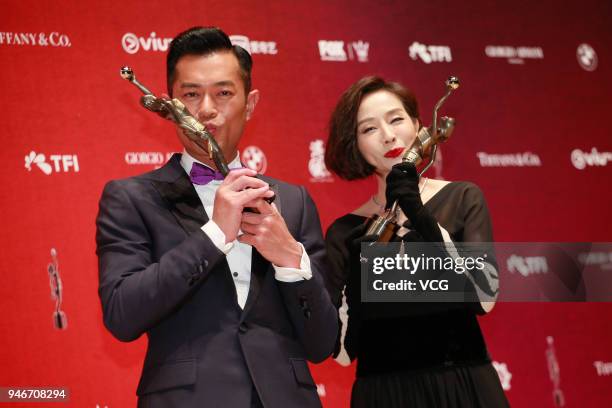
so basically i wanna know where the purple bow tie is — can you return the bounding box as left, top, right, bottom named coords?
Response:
left=189, top=162, right=225, bottom=185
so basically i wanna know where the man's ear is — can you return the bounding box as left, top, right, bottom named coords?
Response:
left=246, top=89, right=260, bottom=120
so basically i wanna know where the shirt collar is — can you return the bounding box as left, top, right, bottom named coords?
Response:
left=180, top=150, right=242, bottom=177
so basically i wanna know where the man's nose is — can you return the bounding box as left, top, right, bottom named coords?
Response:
left=197, top=95, right=218, bottom=120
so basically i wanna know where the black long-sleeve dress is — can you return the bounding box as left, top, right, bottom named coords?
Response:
left=325, top=181, right=510, bottom=408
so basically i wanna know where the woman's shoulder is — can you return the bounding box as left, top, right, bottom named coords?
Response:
left=326, top=213, right=365, bottom=240
left=427, top=179, right=485, bottom=201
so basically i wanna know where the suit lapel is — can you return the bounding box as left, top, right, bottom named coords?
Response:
left=151, top=155, right=209, bottom=234
left=241, top=247, right=269, bottom=319
left=242, top=184, right=281, bottom=319
left=241, top=183, right=283, bottom=319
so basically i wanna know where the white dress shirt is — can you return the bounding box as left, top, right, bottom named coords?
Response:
left=179, top=151, right=312, bottom=309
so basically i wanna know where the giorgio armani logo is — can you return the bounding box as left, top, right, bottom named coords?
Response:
left=124, top=152, right=175, bottom=166
left=485, top=45, right=543, bottom=64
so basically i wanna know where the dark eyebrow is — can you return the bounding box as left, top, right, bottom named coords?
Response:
left=213, top=80, right=237, bottom=88
left=179, top=82, right=202, bottom=89
left=179, top=81, right=237, bottom=89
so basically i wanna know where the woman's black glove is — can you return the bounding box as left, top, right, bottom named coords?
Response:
left=385, top=162, right=444, bottom=242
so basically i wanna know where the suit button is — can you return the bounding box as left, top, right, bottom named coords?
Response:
left=299, top=296, right=311, bottom=319
left=239, top=323, right=248, bottom=333
left=233, top=272, right=239, bottom=278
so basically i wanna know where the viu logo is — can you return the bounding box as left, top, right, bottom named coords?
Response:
left=121, top=32, right=173, bottom=54
left=25, top=151, right=79, bottom=175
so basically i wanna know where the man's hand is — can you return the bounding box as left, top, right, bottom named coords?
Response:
left=238, top=200, right=302, bottom=268
left=212, top=168, right=275, bottom=243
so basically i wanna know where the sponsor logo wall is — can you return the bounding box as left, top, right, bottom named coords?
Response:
left=308, top=139, right=333, bottom=183
left=318, top=40, right=369, bottom=62
left=0, top=32, right=72, bottom=47
left=476, top=152, right=542, bottom=167
left=577, top=43, right=598, bottom=71
left=121, top=32, right=172, bottom=54
left=241, top=146, right=268, bottom=173
left=409, top=41, right=452, bottom=63
left=485, top=45, right=544, bottom=64
left=2, top=1, right=612, bottom=408
left=121, top=32, right=278, bottom=55
left=493, top=361, right=513, bottom=391
left=230, top=35, right=278, bottom=55
left=571, top=147, right=611, bottom=169
left=24, top=151, right=80, bottom=174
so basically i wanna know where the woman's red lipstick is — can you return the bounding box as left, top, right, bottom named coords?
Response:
left=384, top=147, right=404, bottom=158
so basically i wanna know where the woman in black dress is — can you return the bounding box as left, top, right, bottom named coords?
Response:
left=324, top=76, right=509, bottom=407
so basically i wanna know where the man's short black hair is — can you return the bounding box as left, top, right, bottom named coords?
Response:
left=166, top=26, right=252, bottom=95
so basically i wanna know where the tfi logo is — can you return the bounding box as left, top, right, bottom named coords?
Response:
left=241, top=146, right=267, bottom=174
left=507, top=255, right=548, bottom=277
left=308, top=140, right=333, bottom=183
left=318, top=40, right=369, bottom=62
left=229, top=35, right=278, bottom=55
left=121, top=32, right=173, bottom=54
left=409, top=42, right=452, bottom=64
left=25, top=151, right=79, bottom=175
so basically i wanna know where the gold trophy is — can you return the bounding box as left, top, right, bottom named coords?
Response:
left=119, top=66, right=275, bottom=207
left=365, top=76, right=460, bottom=241
left=119, top=66, right=230, bottom=175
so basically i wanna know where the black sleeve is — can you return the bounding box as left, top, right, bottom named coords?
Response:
left=96, top=180, right=226, bottom=342
left=325, top=218, right=363, bottom=361
left=276, top=186, right=339, bottom=363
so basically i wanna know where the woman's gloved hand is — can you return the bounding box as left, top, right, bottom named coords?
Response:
left=385, top=162, right=443, bottom=242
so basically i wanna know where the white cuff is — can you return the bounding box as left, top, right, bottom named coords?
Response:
left=202, top=220, right=234, bottom=254
left=273, top=242, right=312, bottom=282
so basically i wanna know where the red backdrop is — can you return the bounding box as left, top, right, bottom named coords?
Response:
left=1, top=0, right=611, bottom=406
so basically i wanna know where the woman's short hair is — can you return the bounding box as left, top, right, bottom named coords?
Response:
left=325, top=76, right=420, bottom=180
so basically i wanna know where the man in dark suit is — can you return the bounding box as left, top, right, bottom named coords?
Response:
left=96, top=26, right=337, bottom=407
